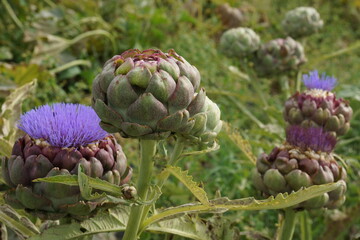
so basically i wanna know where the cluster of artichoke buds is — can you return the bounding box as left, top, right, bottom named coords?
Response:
left=254, top=37, right=307, bottom=77
left=284, top=70, right=353, bottom=137
left=92, top=49, right=222, bottom=143
left=252, top=126, right=347, bottom=209
left=219, top=27, right=261, bottom=58
left=253, top=70, right=352, bottom=210
left=282, top=7, right=324, bottom=38
left=2, top=104, right=132, bottom=220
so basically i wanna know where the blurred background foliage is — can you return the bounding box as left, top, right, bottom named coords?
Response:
left=0, top=0, right=359, bottom=239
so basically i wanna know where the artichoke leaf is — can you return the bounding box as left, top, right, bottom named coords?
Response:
left=0, top=205, right=40, bottom=239
left=159, top=166, right=209, bottom=206
left=34, top=172, right=123, bottom=197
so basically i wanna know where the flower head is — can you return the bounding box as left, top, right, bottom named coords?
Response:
left=286, top=126, right=337, bottom=152
left=18, top=103, right=108, bottom=148
left=302, top=70, right=337, bottom=91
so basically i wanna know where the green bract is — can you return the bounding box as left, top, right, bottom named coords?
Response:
left=252, top=144, right=347, bottom=209
left=92, top=49, right=209, bottom=140
left=179, top=96, right=222, bottom=143
left=219, top=27, right=261, bottom=58
left=282, top=7, right=324, bottom=38
left=254, top=37, right=306, bottom=77
left=2, top=135, right=132, bottom=220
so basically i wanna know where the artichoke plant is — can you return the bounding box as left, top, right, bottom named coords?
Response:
left=254, top=37, right=306, bottom=77
left=2, top=103, right=132, bottom=220
left=252, top=126, right=347, bottom=209
left=284, top=71, right=353, bottom=137
left=282, top=7, right=324, bottom=38
left=92, top=49, right=209, bottom=140
left=219, top=27, right=261, bottom=58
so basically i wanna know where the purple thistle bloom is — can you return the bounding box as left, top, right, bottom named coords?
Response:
left=302, top=70, right=337, bottom=91
left=18, top=103, right=108, bottom=148
left=286, top=126, right=337, bottom=153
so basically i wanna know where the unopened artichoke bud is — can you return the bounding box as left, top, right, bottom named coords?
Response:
left=219, top=27, right=260, bottom=58
left=284, top=70, right=353, bottom=137
left=254, top=37, right=306, bottom=77
left=2, top=103, right=132, bottom=220
left=216, top=3, right=245, bottom=28
left=92, top=49, right=207, bottom=140
left=282, top=7, right=323, bottom=38
left=252, top=126, right=347, bottom=210
left=178, top=96, right=222, bottom=144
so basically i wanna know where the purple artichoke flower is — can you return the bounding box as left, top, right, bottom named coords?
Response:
left=2, top=103, right=132, bottom=220
left=18, top=103, right=108, bottom=148
left=302, top=70, right=337, bottom=91
left=286, top=126, right=337, bottom=153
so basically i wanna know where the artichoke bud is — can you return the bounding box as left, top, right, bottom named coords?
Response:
left=284, top=70, right=353, bottom=137
left=177, top=96, right=222, bottom=144
left=282, top=7, right=323, bottom=38
left=92, top=49, right=214, bottom=140
left=219, top=27, right=261, bottom=58
left=253, top=126, right=346, bottom=209
left=122, top=186, right=137, bottom=199
left=3, top=103, right=132, bottom=220
left=254, top=37, right=306, bottom=76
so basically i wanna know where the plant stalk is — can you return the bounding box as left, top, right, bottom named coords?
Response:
left=123, top=140, right=157, bottom=240
left=278, top=208, right=297, bottom=240
left=299, top=211, right=312, bottom=240
left=139, top=137, right=186, bottom=228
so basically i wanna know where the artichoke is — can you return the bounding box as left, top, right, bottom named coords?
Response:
left=284, top=71, right=353, bottom=137
left=2, top=103, right=132, bottom=220
left=254, top=37, right=306, bottom=77
left=219, top=27, right=260, bottom=58
left=252, top=126, right=347, bottom=209
left=178, top=96, right=222, bottom=144
left=216, top=3, right=245, bottom=28
left=92, top=49, right=208, bottom=140
left=282, top=7, right=324, bottom=38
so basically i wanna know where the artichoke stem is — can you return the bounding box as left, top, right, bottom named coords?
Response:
left=281, top=75, right=291, bottom=99
left=140, top=137, right=186, bottom=226
left=277, top=208, right=298, bottom=240
left=123, top=140, right=157, bottom=240
left=299, top=211, right=312, bottom=240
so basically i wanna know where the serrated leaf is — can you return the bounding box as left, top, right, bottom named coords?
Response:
left=0, top=80, right=37, bottom=142
left=34, top=174, right=123, bottom=197
left=142, top=182, right=344, bottom=228
left=77, top=166, right=106, bottom=200
left=29, top=207, right=130, bottom=240
left=223, top=122, right=257, bottom=164
left=147, top=214, right=211, bottom=240
left=0, top=205, right=40, bottom=238
left=160, top=165, right=209, bottom=205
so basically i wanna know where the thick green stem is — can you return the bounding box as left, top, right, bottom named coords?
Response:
left=299, top=211, right=312, bottom=240
left=278, top=208, right=297, bottom=240
left=139, top=137, right=186, bottom=228
left=123, top=140, right=157, bottom=240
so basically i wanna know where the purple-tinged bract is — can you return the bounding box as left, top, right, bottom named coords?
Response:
left=286, top=126, right=337, bottom=153
left=303, top=70, right=337, bottom=91
left=18, top=103, right=108, bottom=148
